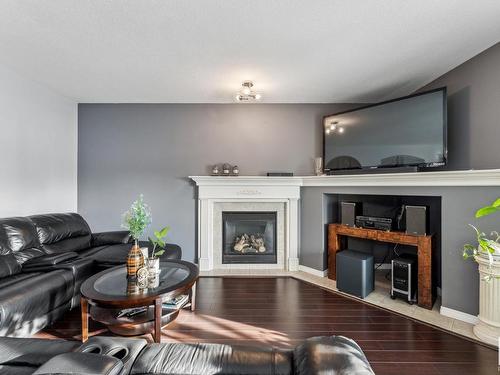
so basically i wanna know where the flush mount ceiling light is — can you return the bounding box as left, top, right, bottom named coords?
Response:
left=235, top=81, right=262, bottom=102
left=325, top=121, right=344, bottom=134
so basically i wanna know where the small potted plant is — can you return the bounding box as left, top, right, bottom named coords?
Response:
left=122, top=195, right=152, bottom=279
left=148, top=226, right=170, bottom=274
left=463, top=197, right=500, bottom=346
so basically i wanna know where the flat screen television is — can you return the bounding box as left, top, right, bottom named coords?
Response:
left=323, top=87, right=447, bottom=173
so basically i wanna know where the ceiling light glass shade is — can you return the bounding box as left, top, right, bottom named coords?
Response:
left=235, top=81, right=262, bottom=102
left=338, top=127, right=345, bottom=133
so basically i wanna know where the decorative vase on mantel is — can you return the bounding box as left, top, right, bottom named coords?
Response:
left=473, top=253, right=500, bottom=346
left=127, top=241, right=144, bottom=279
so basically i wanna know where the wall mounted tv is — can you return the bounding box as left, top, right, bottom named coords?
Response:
left=323, top=87, right=447, bottom=174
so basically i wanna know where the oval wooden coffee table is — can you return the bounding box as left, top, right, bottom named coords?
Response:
left=80, top=260, right=199, bottom=343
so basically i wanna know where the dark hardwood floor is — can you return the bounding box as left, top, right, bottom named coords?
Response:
left=37, top=277, right=498, bottom=375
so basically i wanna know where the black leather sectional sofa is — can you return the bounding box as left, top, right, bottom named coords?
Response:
left=0, top=213, right=375, bottom=374
left=0, top=335, right=375, bottom=374
left=0, top=213, right=181, bottom=337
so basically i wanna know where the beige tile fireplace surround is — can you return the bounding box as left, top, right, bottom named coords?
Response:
left=213, top=202, right=286, bottom=270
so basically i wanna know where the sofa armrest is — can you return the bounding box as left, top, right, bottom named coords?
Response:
left=294, top=336, right=375, bottom=375
left=22, top=252, right=79, bottom=272
left=33, top=352, right=123, bottom=375
left=92, top=231, right=131, bottom=246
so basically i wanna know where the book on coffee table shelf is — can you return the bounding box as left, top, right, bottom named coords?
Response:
left=163, top=294, right=189, bottom=309
left=115, top=294, right=190, bottom=319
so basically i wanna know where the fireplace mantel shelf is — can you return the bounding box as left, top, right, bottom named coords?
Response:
left=190, top=169, right=500, bottom=187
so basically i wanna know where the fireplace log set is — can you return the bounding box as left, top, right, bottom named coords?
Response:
left=233, top=233, right=266, bottom=253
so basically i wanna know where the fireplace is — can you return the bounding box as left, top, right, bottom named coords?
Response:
left=222, top=211, right=277, bottom=264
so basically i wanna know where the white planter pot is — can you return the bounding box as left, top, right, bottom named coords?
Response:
left=473, top=253, right=500, bottom=346
left=147, top=257, right=160, bottom=275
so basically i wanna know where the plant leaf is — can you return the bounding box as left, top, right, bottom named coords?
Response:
left=160, top=226, right=170, bottom=237
left=154, top=249, right=165, bottom=257
left=475, top=206, right=498, bottom=218
left=492, top=198, right=500, bottom=208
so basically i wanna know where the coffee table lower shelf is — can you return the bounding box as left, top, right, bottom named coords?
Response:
left=90, top=305, right=182, bottom=337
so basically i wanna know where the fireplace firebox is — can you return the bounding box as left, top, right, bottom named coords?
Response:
left=222, top=211, right=277, bottom=264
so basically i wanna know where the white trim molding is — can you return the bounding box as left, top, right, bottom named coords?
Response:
left=440, top=306, right=479, bottom=325
left=191, top=169, right=500, bottom=188
left=298, top=265, right=329, bottom=277
left=301, top=169, right=500, bottom=187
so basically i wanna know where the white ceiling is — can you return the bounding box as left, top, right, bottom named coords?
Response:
left=0, top=1, right=499, bottom=103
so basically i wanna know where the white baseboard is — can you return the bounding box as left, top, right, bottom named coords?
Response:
left=440, top=306, right=479, bottom=325
left=298, top=265, right=328, bottom=277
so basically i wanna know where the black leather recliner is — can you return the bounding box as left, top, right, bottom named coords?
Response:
left=0, top=335, right=375, bottom=375
left=0, top=213, right=182, bottom=337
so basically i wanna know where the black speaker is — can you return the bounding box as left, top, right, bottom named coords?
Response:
left=340, top=202, right=360, bottom=227
left=391, top=254, right=417, bottom=303
left=405, top=205, right=427, bottom=235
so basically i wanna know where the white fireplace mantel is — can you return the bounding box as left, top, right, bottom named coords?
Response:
left=191, top=169, right=500, bottom=188
left=190, top=176, right=301, bottom=272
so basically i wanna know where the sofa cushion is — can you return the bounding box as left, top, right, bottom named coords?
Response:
left=84, top=244, right=132, bottom=267
left=131, top=342, right=293, bottom=375
left=0, top=337, right=79, bottom=367
left=12, top=248, right=46, bottom=265
left=0, top=272, right=45, bottom=289
left=29, top=213, right=92, bottom=253
left=92, top=231, right=131, bottom=247
left=0, top=254, right=21, bottom=278
left=33, top=352, right=123, bottom=375
left=0, top=217, right=41, bottom=253
left=0, top=225, right=10, bottom=255
left=22, top=252, right=79, bottom=271
left=86, top=242, right=182, bottom=268
left=0, top=270, right=74, bottom=336
left=294, top=336, right=375, bottom=375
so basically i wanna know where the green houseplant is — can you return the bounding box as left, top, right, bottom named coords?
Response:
left=463, top=198, right=500, bottom=279
left=147, top=226, right=170, bottom=274
left=122, top=194, right=152, bottom=278
left=462, top=197, right=500, bottom=346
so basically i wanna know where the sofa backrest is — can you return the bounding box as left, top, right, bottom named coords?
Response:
left=0, top=217, right=45, bottom=265
left=29, top=213, right=92, bottom=254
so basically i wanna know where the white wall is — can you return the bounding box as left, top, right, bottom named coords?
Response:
left=0, top=64, right=77, bottom=216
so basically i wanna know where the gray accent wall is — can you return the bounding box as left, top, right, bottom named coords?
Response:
left=78, top=103, right=356, bottom=262
left=419, top=41, right=500, bottom=170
